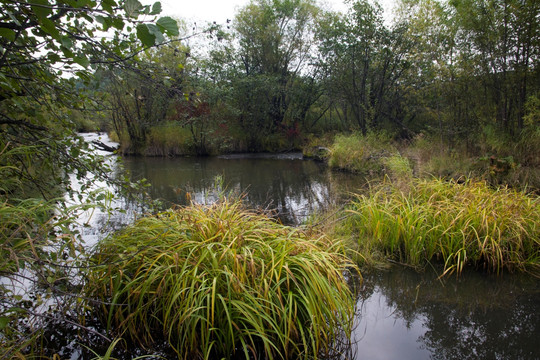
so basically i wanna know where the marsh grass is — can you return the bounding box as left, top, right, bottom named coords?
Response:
left=144, top=124, right=194, bottom=156
left=405, top=127, right=540, bottom=191
left=85, top=199, right=356, bottom=359
left=328, top=132, right=396, bottom=173
left=341, top=178, right=540, bottom=276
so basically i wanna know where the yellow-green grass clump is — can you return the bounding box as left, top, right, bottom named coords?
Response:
left=343, top=178, right=540, bottom=276
left=328, top=132, right=397, bottom=174
left=85, top=200, right=356, bottom=359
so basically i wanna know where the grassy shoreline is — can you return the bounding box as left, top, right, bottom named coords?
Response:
left=332, top=178, right=540, bottom=276
left=320, top=129, right=540, bottom=193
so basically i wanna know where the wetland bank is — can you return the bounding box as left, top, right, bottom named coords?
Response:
left=51, top=140, right=540, bottom=359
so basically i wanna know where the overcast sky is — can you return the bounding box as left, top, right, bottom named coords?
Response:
left=142, top=0, right=396, bottom=25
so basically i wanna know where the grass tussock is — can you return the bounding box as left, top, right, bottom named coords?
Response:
left=85, top=199, right=356, bottom=360
left=328, top=132, right=397, bottom=174
left=341, top=178, right=540, bottom=276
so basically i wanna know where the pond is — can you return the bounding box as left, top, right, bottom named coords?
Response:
left=77, top=133, right=540, bottom=359
left=122, top=153, right=361, bottom=225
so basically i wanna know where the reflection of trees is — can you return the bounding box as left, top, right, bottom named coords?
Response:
left=419, top=291, right=539, bottom=359
left=362, top=268, right=540, bottom=360
left=121, top=156, right=360, bottom=225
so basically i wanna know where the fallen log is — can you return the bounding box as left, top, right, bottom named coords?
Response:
left=91, top=140, right=119, bottom=153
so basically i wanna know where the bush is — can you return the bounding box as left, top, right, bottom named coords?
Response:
left=341, top=178, right=540, bottom=276
left=85, top=199, right=356, bottom=359
left=144, top=124, right=195, bottom=156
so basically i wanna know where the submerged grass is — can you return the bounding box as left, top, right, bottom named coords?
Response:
left=85, top=199, right=356, bottom=360
left=340, top=178, right=540, bottom=276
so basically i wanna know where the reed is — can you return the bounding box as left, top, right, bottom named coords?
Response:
left=343, top=178, right=540, bottom=276
left=85, top=199, right=356, bottom=359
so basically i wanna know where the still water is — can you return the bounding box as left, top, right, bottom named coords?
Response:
left=353, top=269, right=539, bottom=360
left=122, top=154, right=360, bottom=225
left=82, top=135, right=540, bottom=360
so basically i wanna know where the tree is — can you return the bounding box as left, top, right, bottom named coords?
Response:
left=451, top=0, right=540, bottom=132
left=317, top=0, right=410, bottom=135
left=232, top=0, right=322, bottom=148
left=106, top=39, right=190, bottom=153
left=394, top=0, right=467, bottom=139
left=393, top=0, right=540, bottom=140
left=0, top=0, right=178, bottom=356
left=0, top=0, right=179, bottom=197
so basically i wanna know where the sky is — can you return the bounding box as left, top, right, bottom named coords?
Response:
left=142, top=0, right=397, bottom=26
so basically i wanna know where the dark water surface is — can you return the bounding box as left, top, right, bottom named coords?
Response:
left=354, top=268, right=540, bottom=360
left=116, top=154, right=540, bottom=360
left=122, top=154, right=361, bottom=225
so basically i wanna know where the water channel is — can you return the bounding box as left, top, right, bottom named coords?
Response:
left=79, top=133, right=540, bottom=360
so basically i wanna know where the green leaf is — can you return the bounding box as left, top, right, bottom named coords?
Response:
left=112, top=18, right=125, bottom=30
left=136, top=24, right=156, bottom=47
left=0, top=317, right=10, bottom=330
left=81, top=13, right=94, bottom=23
left=125, top=0, right=142, bottom=18
left=146, top=23, right=164, bottom=44
left=65, top=0, right=88, bottom=8
left=0, top=28, right=16, bottom=41
left=6, top=10, right=21, bottom=26
left=61, top=46, right=74, bottom=58
left=39, top=18, right=60, bottom=40
left=74, top=56, right=90, bottom=68
left=61, top=36, right=73, bottom=49
left=31, top=0, right=52, bottom=22
left=156, top=16, right=179, bottom=36
left=47, top=52, right=61, bottom=63
left=101, top=0, right=116, bottom=13
left=95, top=15, right=110, bottom=31
left=151, top=1, right=162, bottom=15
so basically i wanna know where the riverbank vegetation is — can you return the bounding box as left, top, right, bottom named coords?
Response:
left=85, top=199, right=356, bottom=359
left=335, top=178, right=540, bottom=276
left=0, top=0, right=181, bottom=358
left=80, top=0, right=539, bottom=190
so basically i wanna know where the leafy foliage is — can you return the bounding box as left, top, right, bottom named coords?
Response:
left=0, top=0, right=179, bottom=356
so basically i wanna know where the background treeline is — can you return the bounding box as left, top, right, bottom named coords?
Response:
left=83, top=0, right=538, bottom=153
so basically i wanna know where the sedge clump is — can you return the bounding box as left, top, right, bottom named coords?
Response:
left=342, top=178, right=540, bottom=276
left=85, top=199, right=356, bottom=360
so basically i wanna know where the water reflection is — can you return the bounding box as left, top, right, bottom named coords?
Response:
left=354, top=268, right=540, bottom=360
left=122, top=155, right=360, bottom=225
